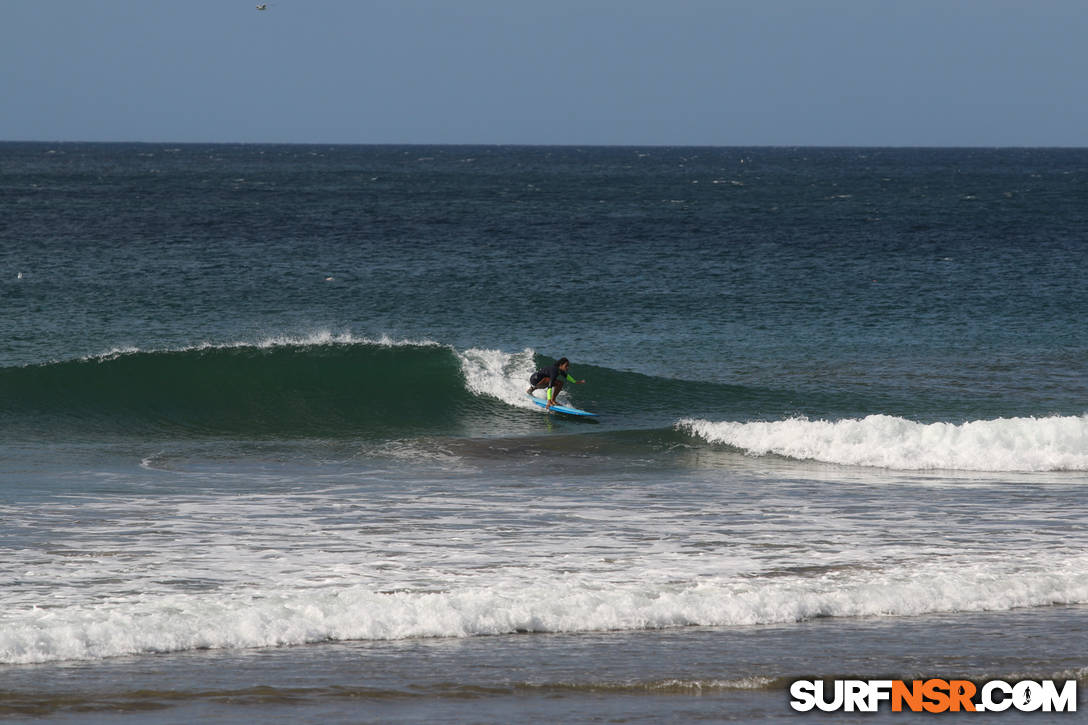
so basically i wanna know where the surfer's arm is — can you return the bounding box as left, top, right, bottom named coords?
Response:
left=566, top=374, right=585, bottom=384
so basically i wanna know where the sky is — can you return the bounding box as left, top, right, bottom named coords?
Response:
left=2, top=0, right=1086, bottom=146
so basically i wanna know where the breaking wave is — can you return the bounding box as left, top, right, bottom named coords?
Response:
left=677, top=414, right=1088, bottom=472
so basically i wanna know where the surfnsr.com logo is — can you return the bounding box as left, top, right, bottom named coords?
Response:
left=789, top=679, right=1078, bottom=713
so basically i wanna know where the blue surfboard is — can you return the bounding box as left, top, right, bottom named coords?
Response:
left=527, top=392, right=598, bottom=417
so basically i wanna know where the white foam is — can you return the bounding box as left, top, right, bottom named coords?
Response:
left=677, top=414, right=1088, bottom=472
left=457, top=347, right=539, bottom=409
left=3, top=477, right=1087, bottom=666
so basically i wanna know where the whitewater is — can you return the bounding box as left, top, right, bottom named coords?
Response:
left=679, top=414, right=1088, bottom=472
left=4, top=452, right=1086, bottom=666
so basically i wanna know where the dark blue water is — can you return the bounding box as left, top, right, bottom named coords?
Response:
left=5, top=144, right=1086, bottom=389
left=1, top=144, right=1086, bottom=722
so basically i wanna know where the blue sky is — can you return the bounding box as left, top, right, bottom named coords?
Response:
left=3, top=0, right=1086, bottom=146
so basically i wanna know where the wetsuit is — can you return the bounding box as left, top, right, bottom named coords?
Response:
left=529, top=364, right=577, bottom=402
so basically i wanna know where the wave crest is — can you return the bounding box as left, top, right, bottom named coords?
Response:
left=2, top=338, right=534, bottom=439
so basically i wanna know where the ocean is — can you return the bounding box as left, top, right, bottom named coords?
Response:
left=1, top=143, right=1086, bottom=722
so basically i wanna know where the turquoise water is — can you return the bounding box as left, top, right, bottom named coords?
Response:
left=1, top=143, right=1086, bottom=721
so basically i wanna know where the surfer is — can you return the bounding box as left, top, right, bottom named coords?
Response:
left=527, top=357, right=585, bottom=410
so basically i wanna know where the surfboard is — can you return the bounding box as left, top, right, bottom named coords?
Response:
left=527, top=392, right=598, bottom=417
